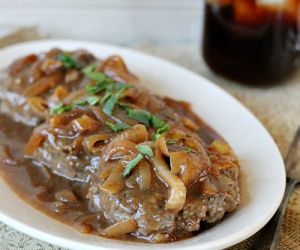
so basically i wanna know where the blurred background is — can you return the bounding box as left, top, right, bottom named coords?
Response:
left=0, top=0, right=203, bottom=45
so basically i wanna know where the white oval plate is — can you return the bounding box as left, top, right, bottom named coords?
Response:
left=0, top=40, right=285, bottom=250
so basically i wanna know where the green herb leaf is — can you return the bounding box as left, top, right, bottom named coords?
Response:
left=157, top=124, right=169, bottom=135
left=50, top=103, right=72, bottom=115
left=103, top=95, right=118, bottom=115
left=118, top=103, right=130, bottom=111
left=101, top=91, right=112, bottom=104
left=127, top=109, right=152, bottom=126
left=73, top=100, right=87, bottom=107
left=85, top=81, right=108, bottom=95
left=86, top=96, right=100, bottom=106
left=82, top=64, right=106, bottom=82
left=184, top=147, right=192, bottom=154
left=151, top=116, right=165, bottom=129
left=58, top=54, right=80, bottom=69
left=137, top=145, right=153, bottom=158
left=123, top=153, right=143, bottom=177
left=153, top=124, right=170, bottom=141
left=102, top=84, right=127, bottom=115
left=106, top=121, right=130, bottom=132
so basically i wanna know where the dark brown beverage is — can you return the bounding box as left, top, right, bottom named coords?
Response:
left=202, top=0, right=300, bottom=85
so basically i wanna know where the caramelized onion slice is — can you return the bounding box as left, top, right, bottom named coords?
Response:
left=24, top=132, right=45, bottom=156
left=151, top=148, right=186, bottom=211
left=72, top=115, right=101, bottom=133
left=84, top=133, right=112, bottom=153
left=65, top=69, right=80, bottom=83
left=118, top=124, right=148, bottom=143
left=91, top=106, right=110, bottom=123
left=104, top=139, right=137, bottom=161
left=136, top=160, right=152, bottom=190
left=51, top=85, right=69, bottom=102
left=50, top=109, right=83, bottom=127
left=100, top=55, right=139, bottom=84
left=27, top=97, right=48, bottom=117
left=99, top=166, right=113, bottom=181
left=99, top=164, right=125, bottom=194
left=182, top=117, right=199, bottom=131
left=101, top=219, right=138, bottom=236
left=41, top=58, right=63, bottom=74
left=23, top=74, right=61, bottom=97
left=157, top=136, right=170, bottom=157
left=170, top=151, right=208, bottom=186
left=10, top=54, right=38, bottom=76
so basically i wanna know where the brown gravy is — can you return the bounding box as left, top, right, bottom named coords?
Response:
left=0, top=111, right=222, bottom=242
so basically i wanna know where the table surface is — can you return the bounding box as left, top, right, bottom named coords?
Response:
left=0, top=40, right=300, bottom=250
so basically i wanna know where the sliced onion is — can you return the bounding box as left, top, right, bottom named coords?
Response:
left=170, top=151, right=209, bottom=186
left=151, top=147, right=186, bottom=211
left=136, top=160, right=152, bottom=190
left=182, top=117, right=199, bottom=131
left=91, top=106, right=110, bottom=123
left=23, top=73, right=61, bottom=97
left=23, top=132, right=45, bottom=156
left=104, top=139, right=137, bottom=161
left=157, top=136, right=169, bottom=157
left=99, top=164, right=125, bottom=194
left=50, top=109, right=83, bottom=127
left=99, top=166, right=112, bottom=181
left=27, top=97, right=48, bottom=117
left=118, top=124, right=148, bottom=143
left=101, top=219, right=138, bottom=236
left=169, top=151, right=184, bottom=174
left=72, top=115, right=101, bottom=133
left=51, top=85, right=69, bottom=102
left=99, top=56, right=139, bottom=84
left=83, top=133, right=112, bottom=154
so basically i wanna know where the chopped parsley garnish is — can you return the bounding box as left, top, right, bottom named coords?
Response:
left=126, top=108, right=169, bottom=140
left=58, top=53, right=80, bottom=69
left=154, top=124, right=170, bottom=141
left=156, top=124, right=169, bottom=135
left=151, top=116, right=165, bottom=129
left=86, top=81, right=109, bottom=95
left=106, top=121, right=130, bottom=132
left=136, top=144, right=153, bottom=158
left=83, top=64, right=131, bottom=116
left=103, top=95, right=118, bottom=115
left=123, top=153, right=143, bottom=177
left=123, top=145, right=153, bottom=177
left=101, top=90, right=112, bottom=103
left=126, top=108, right=167, bottom=129
left=102, top=83, right=129, bottom=116
left=73, top=100, right=88, bottom=107
left=82, top=64, right=106, bottom=82
left=86, top=96, right=100, bottom=106
left=50, top=103, right=72, bottom=115
left=127, top=109, right=152, bottom=126
left=184, top=147, right=192, bottom=154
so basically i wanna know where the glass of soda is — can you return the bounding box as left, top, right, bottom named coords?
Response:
left=202, top=0, right=300, bottom=85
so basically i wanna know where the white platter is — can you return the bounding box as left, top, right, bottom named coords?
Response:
left=0, top=40, right=285, bottom=250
